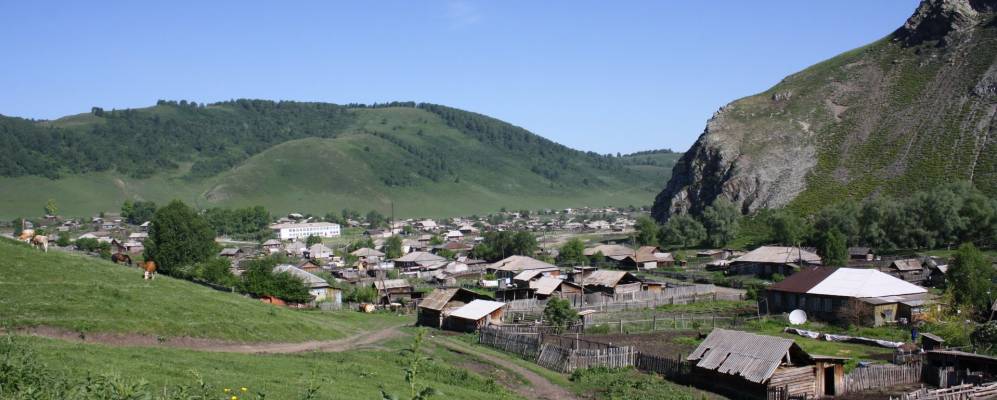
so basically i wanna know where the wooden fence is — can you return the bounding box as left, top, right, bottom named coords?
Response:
left=892, top=382, right=997, bottom=400
left=635, top=352, right=690, bottom=380
left=478, top=327, right=636, bottom=373
left=844, top=362, right=923, bottom=393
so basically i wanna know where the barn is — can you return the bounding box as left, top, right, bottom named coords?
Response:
left=687, top=329, right=845, bottom=399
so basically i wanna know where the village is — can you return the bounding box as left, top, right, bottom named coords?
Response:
left=10, top=202, right=997, bottom=400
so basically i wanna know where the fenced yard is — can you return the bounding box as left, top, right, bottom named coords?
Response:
left=478, top=327, right=637, bottom=373
left=844, top=363, right=923, bottom=393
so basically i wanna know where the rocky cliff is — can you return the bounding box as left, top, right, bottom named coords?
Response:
left=652, top=0, right=997, bottom=221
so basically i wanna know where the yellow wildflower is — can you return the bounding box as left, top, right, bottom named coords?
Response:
left=231, top=396, right=238, bottom=400
left=224, top=388, right=231, bottom=393
left=241, top=387, right=248, bottom=392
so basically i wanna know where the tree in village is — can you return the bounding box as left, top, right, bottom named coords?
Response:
left=558, top=238, right=587, bottom=266
left=948, top=243, right=995, bottom=316
left=543, top=298, right=578, bottom=333
left=143, top=200, right=218, bottom=275
left=634, top=216, right=659, bottom=246
left=43, top=199, right=58, bottom=216
left=384, top=235, right=403, bottom=259
left=660, top=213, right=706, bottom=248
left=816, top=228, right=848, bottom=267
left=239, top=256, right=311, bottom=303
left=472, top=231, right=537, bottom=262
left=121, top=200, right=158, bottom=225
left=305, top=235, right=323, bottom=247
left=769, top=209, right=807, bottom=246
left=701, top=198, right=740, bottom=248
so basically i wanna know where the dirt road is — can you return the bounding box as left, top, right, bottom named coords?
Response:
left=14, top=324, right=405, bottom=354
left=431, top=337, right=578, bottom=400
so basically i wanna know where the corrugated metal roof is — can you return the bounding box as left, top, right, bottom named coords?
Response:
left=807, top=268, right=926, bottom=298
left=449, top=300, right=506, bottom=320
left=891, top=259, right=923, bottom=271
left=273, top=264, right=329, bottom=288
left=733, top=246, right=821, bottom=265
left=351, top=247, right=384, bottom=257
left=583, top=244, right=633, bottom=257
left=374, top=279, right=411, bottom=290
left=687, top=329, right=796, bottom=383
left=419, top=288, right=460, bottom=311
left=768, top=267, right=838, bottom=294
left=531, top=277, right=565, bottom=296
left=491, top=255, right=558, bottom=272
left=395, top=251, right=446, bottom=263
left=582, top=270, right=638, bottom=288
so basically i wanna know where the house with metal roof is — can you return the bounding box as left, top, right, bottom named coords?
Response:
left=688, top=329, right=845, bottom=398
left=575, top=270, right=643, bottom=297
left=371, top=279, right=414, bottom=304
left=273, top=264, right=337, bottom=303
left=728, top=246, right=822, bottom=277
left=764, top=267, right=929, bottom=326
left=487, top=255, right=560, bottom=279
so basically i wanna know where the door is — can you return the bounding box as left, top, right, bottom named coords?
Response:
left=824, top=366, right=835, bottom=396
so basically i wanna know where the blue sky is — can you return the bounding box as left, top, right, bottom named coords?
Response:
left=0, top=1, right=917, bottom=153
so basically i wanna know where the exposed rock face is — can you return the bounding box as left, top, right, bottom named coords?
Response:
left=652, top=0, right=997, bottom=222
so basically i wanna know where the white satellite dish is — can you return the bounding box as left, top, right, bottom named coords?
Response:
left=788, top=309, right=808, bottom=325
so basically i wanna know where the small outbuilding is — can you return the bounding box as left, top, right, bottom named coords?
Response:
left=687, top=329, right=845, bottom=399
left=417, top=288, right=492, bottom=329
left=442, top=299, right=507, bottom=332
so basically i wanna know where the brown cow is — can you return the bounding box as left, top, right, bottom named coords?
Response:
left=142, top=260, right=157, bottom=280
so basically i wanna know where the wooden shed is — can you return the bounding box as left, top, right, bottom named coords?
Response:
left=417, top=288, right=492, bottom=329
left=441, top=300, right=507, bottom=332
left=372, top=279, right=413, bottom=304
left=687, top=329, right=845, bottom=399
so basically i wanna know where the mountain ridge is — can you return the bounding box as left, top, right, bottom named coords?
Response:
left=652, top=0, right=997, bottom=221
left=0, top=101, right=678, bottom=218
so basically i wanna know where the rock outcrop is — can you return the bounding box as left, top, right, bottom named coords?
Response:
left=652, top=0, right=997, bottom=222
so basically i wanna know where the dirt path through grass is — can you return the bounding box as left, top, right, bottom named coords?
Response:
left=431, top=337, right=578, bottom=400
left=13, top=323, right=406, bottom=354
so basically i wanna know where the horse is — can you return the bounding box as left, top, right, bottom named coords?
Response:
left=30, top=235, right=47, bottom=252
left=142, top=260, right=157, bottom=280
left=111, top=253, right=132, bottom=266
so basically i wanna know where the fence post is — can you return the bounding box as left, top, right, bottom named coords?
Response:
left=652, top=316, right=657, bottom=331
left=619, top=319, right=624, bottom=334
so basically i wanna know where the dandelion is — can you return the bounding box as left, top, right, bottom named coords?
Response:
left=224, top=388, right=231, bottom=393
left=241, top=387, right=248, bottom=392
left=231, top=397, right=238, bottom=400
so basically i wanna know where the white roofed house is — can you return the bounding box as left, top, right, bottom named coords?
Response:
left=272, top=264, right=339, bottom=304
left=307, top=243, right=333, bottom=260
left=764, top=267, right=930, bottom=326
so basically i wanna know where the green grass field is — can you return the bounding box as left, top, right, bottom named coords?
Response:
left=0, top=239, right=407, bottom=342
left=9, top=334, right=521, bottom=400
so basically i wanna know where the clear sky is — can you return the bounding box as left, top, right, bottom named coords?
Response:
left=0, top=1, right=918, bottom=153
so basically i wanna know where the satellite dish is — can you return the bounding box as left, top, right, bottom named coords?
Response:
left=789, top=309, right=808, bottom=325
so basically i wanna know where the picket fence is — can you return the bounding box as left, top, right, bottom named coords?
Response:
left=892, top=382, right=997, bottom=400
left=478, top=327, right=636, bottom=373
left=845, top=362, right=923, bottom=393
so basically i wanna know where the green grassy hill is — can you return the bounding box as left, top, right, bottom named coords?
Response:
left=0, top=238, right=404, bottom=342
left=653, top=0, right=997, bottom=219
left=0, top=101, right=673, bottom=218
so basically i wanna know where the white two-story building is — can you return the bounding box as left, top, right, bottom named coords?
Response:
left=271, top=222, right=341, bottom=241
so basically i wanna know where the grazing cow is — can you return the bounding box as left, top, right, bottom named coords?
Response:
left=142, top=260, right=157, bottom=280
left=18, top=229, right=35, bottom=242
left=30, top=235, right=48, bottom=252
left=111, top=253, right=132, bottom=266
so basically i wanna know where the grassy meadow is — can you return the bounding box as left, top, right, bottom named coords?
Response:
left=0, top=239, right=407, bottom=342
